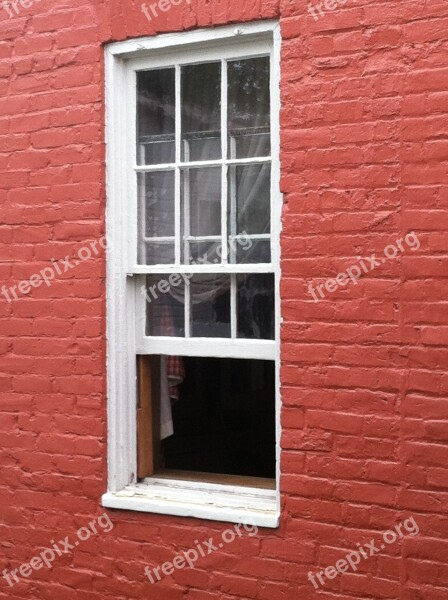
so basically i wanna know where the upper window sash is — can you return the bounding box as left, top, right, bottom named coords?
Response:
left=135, top=57, right=271, bottom=269
left=125, top=40, right=276, bottom=275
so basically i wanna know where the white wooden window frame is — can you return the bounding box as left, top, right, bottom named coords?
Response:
left=102, top=21, right=282, bottom=528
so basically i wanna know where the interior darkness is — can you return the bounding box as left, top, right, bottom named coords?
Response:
left=163, top=357, right=276, bottom=479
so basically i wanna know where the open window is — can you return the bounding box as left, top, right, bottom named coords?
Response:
left=104, top=22, right=281, bottom=527
left=137, top=355, right=276, bottom=486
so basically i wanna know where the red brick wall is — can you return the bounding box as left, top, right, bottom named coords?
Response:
left=1, top=0, right=448, bottom=598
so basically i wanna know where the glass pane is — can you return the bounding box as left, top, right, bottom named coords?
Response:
left=190, top=275, right=230, bottom=338
left=226, top=234, right=266, bottom=264
left=139, top=242, right=175, bottom=266
left=137, top=69, right=175, bottom=165
left=182, top=63, right=221, bottom=162
left=228, top=57, right=270, bottom=159
left=228, top=163, right=271, bottom=263
left=181, top=167, right=221, bottom=264
left=146, top=275, right=185, bottom=337
left=138, top=171, right=175, bottom=238
left=236, top=239, right=271, bottom=264
left=230, top=132, right=270, bottom=159
left=237, top=274, right=275, bottom=340
left=187, top=240, right=222, bottom=266
left=137, top=171, right=175, bottom=265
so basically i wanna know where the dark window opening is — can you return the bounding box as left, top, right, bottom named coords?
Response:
left=137, top=356, right=276, bottom=485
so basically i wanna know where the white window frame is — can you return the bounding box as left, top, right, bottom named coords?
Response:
left=102, top=21, right=282, bottom=528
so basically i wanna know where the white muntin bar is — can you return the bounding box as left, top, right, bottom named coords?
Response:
left=230, top=274, right=237, bottom=339
left=134, top=155, right=272, bottom=172
left=220, top=57, right=229, bottom=265
left=138, top=144, right=147, bottom=264
left=229, top=136, right=237, bottom=264
left=183, top=140, right=191, bottom=266
left=128, top=263, right=274, bottom=275
left=229, top=131, right=237, bottom=339
left=174, top=64, right=182, bottom=265
left=183, top=141, right=192, bottom=339
left=184, top=275, right=191, bottom=338
left=136, top=337, right=276, bottom=361
left=183, top=235, right=221, bottom=242
left=142, top=236, right=175, bottom=243
left=142, top=233, right=270, bottom=244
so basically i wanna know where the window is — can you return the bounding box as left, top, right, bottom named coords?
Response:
left=103, top=22, right=281, bottom=527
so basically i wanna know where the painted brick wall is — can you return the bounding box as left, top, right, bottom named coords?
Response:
left=1, top=0, right=448, bottom=598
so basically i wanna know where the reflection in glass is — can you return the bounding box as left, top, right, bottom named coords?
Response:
left=139, top=242, right=175, bottom=266
left=146, top=275, right=185, bottom=337
left=228, top=57, right=271, bottom=159
left=237, top=274, right=275, bottom=340
left=182, top=63, right=221, bottom=162
left=187, top=241, right=222, bottom=266
left=181, top=167, right=221, bottom=264
left=137, top=69, right=175, bottom=165
left=191, top=275, right=230, bottom=338
left=228, top=163, right=271, bottom=264
left=137, top=171, right=175, bottom=265
left=236, top=239, right=271, bottom=264
left=138, top=172, right=175, bottom=238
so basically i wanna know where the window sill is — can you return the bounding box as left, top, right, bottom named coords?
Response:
left=102, top=478, right=279, bottom=528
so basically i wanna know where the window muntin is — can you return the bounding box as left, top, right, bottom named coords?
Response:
left=143, top=272, right=275, bottom=340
